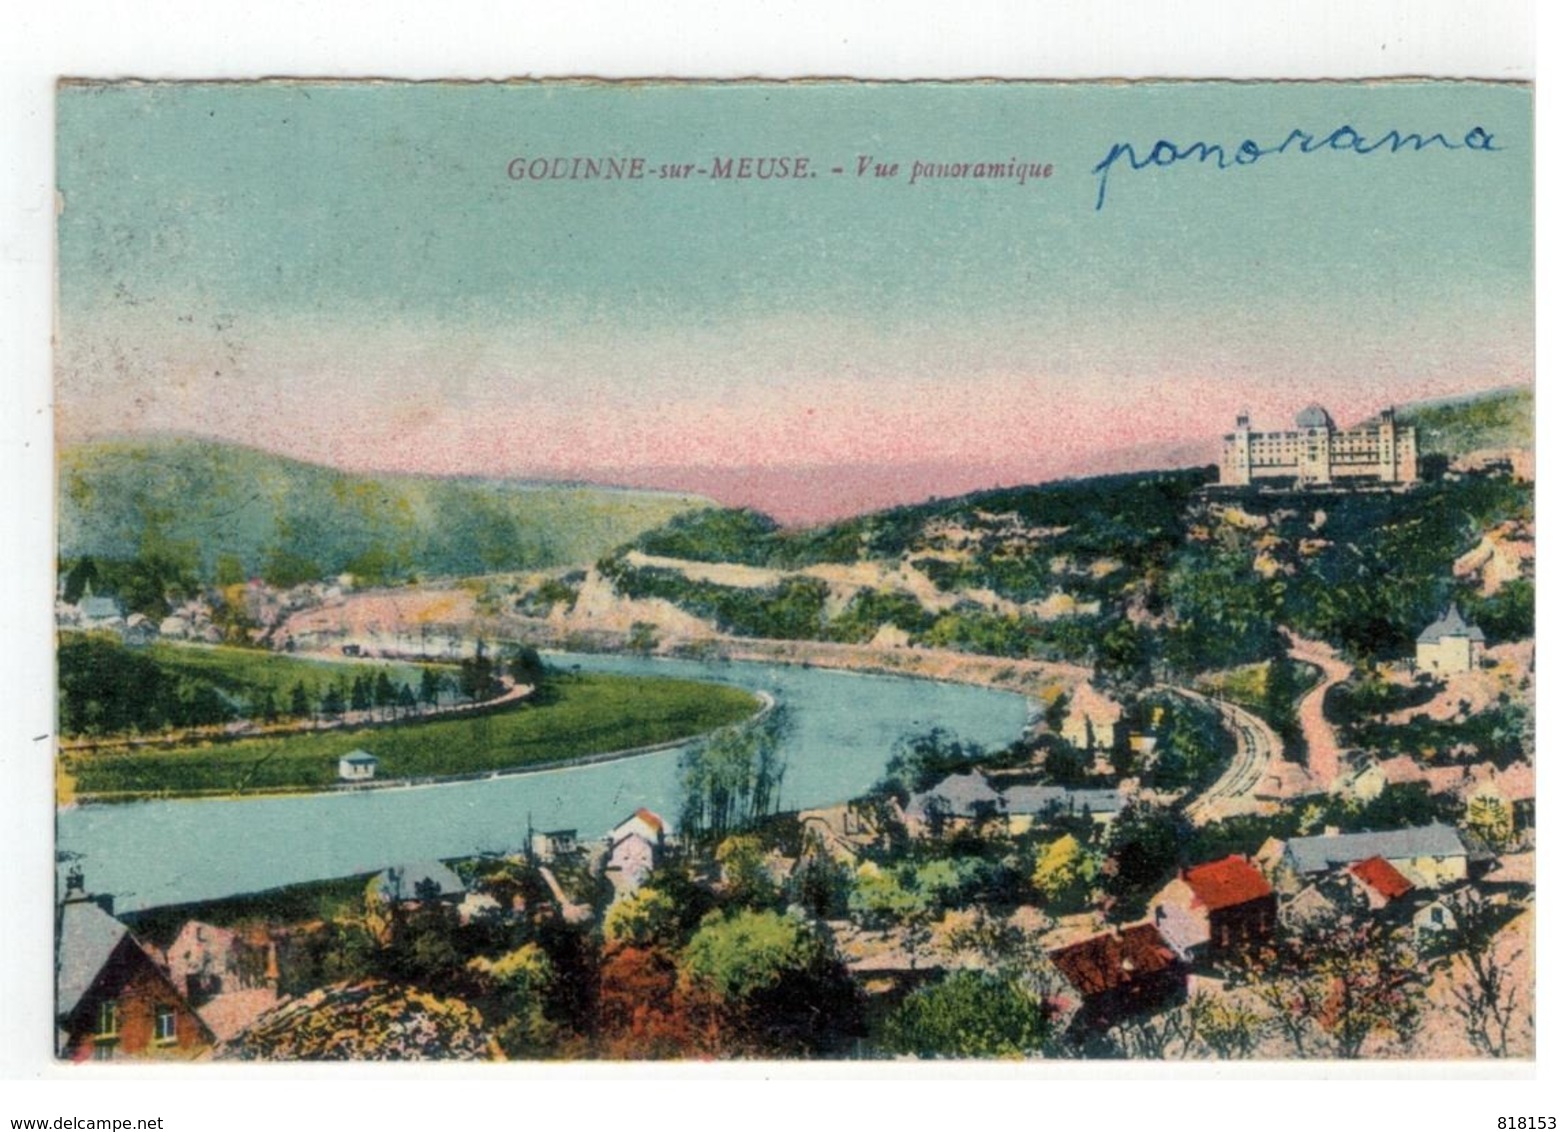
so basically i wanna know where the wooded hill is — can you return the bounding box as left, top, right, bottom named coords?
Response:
left=59, top=435, right=712, bottom=586
left=595, top=388, right=1534, bottom=674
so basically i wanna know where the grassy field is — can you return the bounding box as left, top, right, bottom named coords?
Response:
left=146, top=642, right=437, bottom=698
left=65, top=672, right=761, bottom=798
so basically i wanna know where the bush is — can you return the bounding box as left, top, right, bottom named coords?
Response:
left=880, top=971, right=1054, bottom=1058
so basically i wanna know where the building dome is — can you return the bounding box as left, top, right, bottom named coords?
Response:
left=1294, top=404, right=1335, bottom=430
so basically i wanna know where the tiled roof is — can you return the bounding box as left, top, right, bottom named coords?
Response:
left=908, top=771, right=1003, bottom=820
left=1417, top=605, right=1486, bottom=645
left=374, top=861, right=466, bottom=902
left=633, top=808, right=665, bottom=833
left=1181, top=855, right=1273, bottom=911
left=1349, top=856, right=1414, bottom=902
left=1005, top=785, right=1127, bottom=817
left=1050, top=924, right=1179, bottom=998
left=1284, top=823, right=1467, bottom=874
left=56, top=899, right=130, bottom=1018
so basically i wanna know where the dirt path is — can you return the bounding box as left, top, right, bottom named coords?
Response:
left=710, top=637, right=1091, bottom=698
left=61, top=676, right=534, bottom=755
left=1285, top=630, right=1354, bottom=788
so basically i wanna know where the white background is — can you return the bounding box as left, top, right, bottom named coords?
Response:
left=1, top=1, right=1551, bottom=1126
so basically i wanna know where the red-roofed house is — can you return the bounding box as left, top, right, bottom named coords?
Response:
left=56, top=894, right=213, bottom=1062
left=1151, top=855, right=1277, bottom=961
left=1347, top=856, right=1414, bottom=910
left=1049, top=923, right=1186, bottom=1034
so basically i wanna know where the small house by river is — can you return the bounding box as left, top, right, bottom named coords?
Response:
left=338, top=750, right=379, bottom=782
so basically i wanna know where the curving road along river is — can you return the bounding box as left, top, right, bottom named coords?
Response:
left=56, top=653, right=1033, bottom=913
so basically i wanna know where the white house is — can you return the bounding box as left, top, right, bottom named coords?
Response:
left=605, top=832, right=659, bottom=900
left=607, top=808, right=666, bottom=847
left=1415, top=605, right=1485, bottom=675
left=337, top=751, right=379, bottom=782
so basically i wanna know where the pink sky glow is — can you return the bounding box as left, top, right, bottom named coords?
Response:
left=57, top=310, right=1532, bottom=525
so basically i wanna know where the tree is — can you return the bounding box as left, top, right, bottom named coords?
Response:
left=320, top=684, right=346, bottom=719
left=880, top=970, right=1055, bottom=1059
left=470, top=943, right=557, bottom=1058
left=847, top=863, right=931, bottom=936
left=678, top=708, right=791, bottom=844
left=603, top=888, right=683, bottom=953
left=288, top=681, right=311, bottom=719
left=788, top=834, right=851, bottom=919
left=1446, top=890, right=1525, bottom=1058
left=373, top=671, right=397, bottom=717
left=507, top=645, right=548, bottom=686
left=935, top=906, right=1060, bottom=1001
left=676, top=909, right=860, bottom=1056
left=458, top=640, right=500, bottom=703
left=715, top=835, right=779, bottom=910
left=596, top=945, right=688, bottom=1059
left=875, top=728, right=982, bottom=805
left=1188, top=991, right=1265, bottom=1059
left=62, top=556, right=99, bottom=604
left=1032, top=834, right=1094, bottom=912
left=1095, top=619, right=1154, bottom=692
left=1466, top=792, right=1514, bottom=850
left=1100, top=1002, right=1201, bottom=1060
left=1102, top=800, right=1192, bottom=911
left=627, top=621, right=660, bottom=656
left=1248, top=919, right=1423, bottom=1058
left=419, top=667, right=443, bottom=709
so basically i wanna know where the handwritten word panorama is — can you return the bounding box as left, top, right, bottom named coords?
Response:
left=1091, top=125, right=1500, bottom=210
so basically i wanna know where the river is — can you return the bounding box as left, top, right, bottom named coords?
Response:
left=56, top=653, right=1033, bottom=913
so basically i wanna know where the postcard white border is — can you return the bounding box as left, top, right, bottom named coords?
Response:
left=2, top=0, right=1550, bottom=1126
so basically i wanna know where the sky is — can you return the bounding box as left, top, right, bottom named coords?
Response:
left=55, top=80, right=1534, bottom=523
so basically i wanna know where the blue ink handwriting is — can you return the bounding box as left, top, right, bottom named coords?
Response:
left=1091, top=125, right=1499, bottom=211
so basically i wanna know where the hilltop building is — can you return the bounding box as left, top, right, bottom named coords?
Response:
left=1416, top=605, right=1486, bottom=675
left=1219, top=405, right=1418, bottom=489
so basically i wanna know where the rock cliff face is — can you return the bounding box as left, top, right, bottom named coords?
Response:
left=1452, top=521, right=1535, bottom=597
left=219, top=979, right=499, bottom=1060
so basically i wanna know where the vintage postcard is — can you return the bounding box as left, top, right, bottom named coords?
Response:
left=52, top=78, right=1533, bottom=1063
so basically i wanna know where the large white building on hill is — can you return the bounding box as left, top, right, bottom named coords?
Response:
left=1219, top=405, right=1418, bottom=488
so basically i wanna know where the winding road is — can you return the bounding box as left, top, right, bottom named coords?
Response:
left=1284, top=630, right=1354, bottom=788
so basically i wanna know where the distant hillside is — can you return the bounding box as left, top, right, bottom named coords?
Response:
left=59, top=436, right=712, bottom=584
left=1382, top=386, right=1533, bottom=457
left=596, top=437, right=1532, bottom=667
